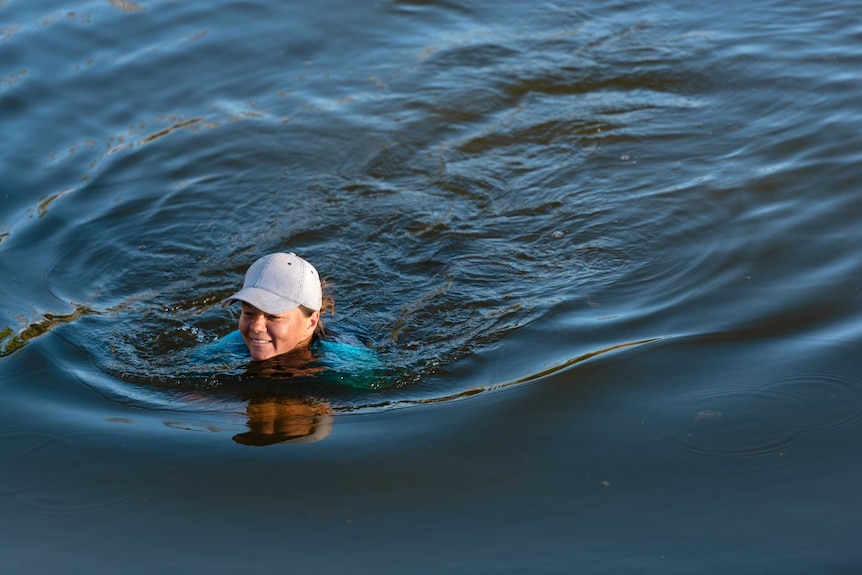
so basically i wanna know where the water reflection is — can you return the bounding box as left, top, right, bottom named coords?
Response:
left=0, top=304, right=96, bottom=358
left=234, top=396, right=333, bottom=446
left=107, top=0, right=146, bottom=13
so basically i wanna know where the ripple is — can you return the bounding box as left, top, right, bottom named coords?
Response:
left=0, top=431, right=59, bottom=499
left=336, top=337, right=662, bottom=413
left=0, top=430, right=157, bottom=517
left=647, top=372, right=862, bottom=460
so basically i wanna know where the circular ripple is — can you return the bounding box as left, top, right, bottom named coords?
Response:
left=2, top=430, right=158, bottom=517
left=0, top=431, right=62, bottom=498
left=647, top=372, right=862, bottom=461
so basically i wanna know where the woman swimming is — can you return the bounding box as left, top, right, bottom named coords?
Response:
left=216, top=252, right=383, bottom=445
left=217, top=251, right=380, bottom=390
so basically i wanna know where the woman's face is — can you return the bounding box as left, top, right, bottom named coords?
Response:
left=238, top=302, right=318, bottom=361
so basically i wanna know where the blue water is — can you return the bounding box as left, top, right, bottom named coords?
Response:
left=2, top=0, right=862, bottom=572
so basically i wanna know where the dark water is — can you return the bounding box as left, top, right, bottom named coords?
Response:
left=2, top=0, right=862, bottom=572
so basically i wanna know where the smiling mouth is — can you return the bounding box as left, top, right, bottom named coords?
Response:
left=250, top=338, right=272, bottom=344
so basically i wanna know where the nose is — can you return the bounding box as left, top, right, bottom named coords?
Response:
left=250, top=313, right=267, bottom=333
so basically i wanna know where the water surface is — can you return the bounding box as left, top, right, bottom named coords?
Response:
left=2, top=0, right=862, bottom=572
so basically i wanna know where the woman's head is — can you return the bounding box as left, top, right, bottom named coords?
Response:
left=224, top=252, right=331, bottom=360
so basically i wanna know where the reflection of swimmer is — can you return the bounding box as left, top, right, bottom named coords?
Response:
left=232, top=396, right=334, bottom=446
left=223, top=252, right=334, bottom=361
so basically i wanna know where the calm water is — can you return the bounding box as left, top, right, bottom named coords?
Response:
left=2, top=0, right=862, bottom=572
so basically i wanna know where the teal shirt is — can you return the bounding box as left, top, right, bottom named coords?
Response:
left=198, top=330, right=384, bottom=390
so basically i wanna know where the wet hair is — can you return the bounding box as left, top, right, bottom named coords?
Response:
left=299, top=282, right=335, bottom=339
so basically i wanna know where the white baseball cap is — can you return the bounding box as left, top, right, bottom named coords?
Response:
left=223, top=252, right=322, bottom=313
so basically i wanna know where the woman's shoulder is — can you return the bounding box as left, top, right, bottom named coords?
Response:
left=189, top=329, right=248, bottom=365
left=314, top=331, right=380, bottom=367
left=197, top=329, right=385, bottom=388
left=312, top=331, right=385, bottom=388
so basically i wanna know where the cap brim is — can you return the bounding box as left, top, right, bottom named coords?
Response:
left=221, top=286, right=301, bottom=315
